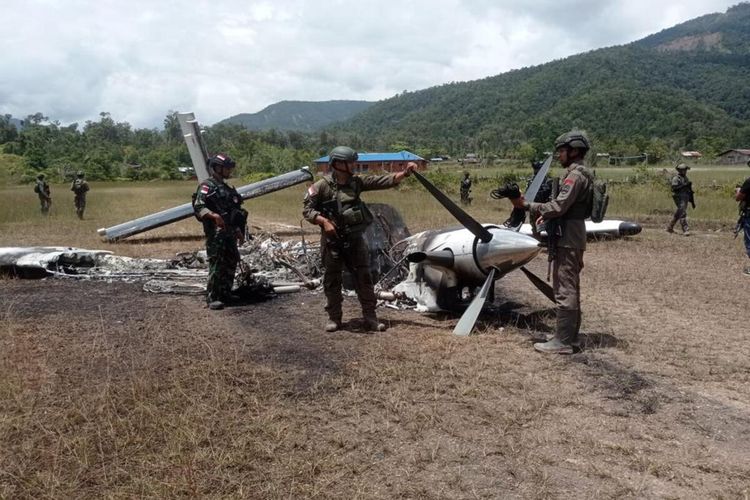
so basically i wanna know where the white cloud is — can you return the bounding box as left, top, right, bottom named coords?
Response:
left=0, top=0, right=739, bottom=128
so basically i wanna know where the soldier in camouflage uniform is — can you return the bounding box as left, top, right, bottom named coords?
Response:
left=667, top=164, right=694, bottom=236
left=303, top=146, right=415, bottom=332
left=511, top=131, right=594, bottom=354
left=192, top=154, right=248, bottom=310
left=70, top=171, right=90, bottom=219
left=34, top=174, right=52, bottom=215
left=735, top=162, right=750, bottom=276
left=460, top=172, right=472, bottom=205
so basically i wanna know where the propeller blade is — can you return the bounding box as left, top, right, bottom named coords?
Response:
left=453, top=268, right=496, bottom=336
left=520, top=266, right=555, bottom=303
left=412, top=170, right=493, bottom=243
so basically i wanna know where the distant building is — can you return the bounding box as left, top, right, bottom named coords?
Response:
left=461, top=153, right=480, bottom=164
left=314, top=150, right=427, bottom=174
left=680, top=151, right=703, bottom=159
left=716, top=149, right=750, bottom=165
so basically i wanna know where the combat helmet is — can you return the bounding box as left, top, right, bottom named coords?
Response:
left=554, top=130, right=591, bottom=152
left=328, top=146, right=358, bottom=165
left=675, top=163, right=690, bottom=171
left=37, top=173, right=44, bottom=179
left=76, top=170, right=84, bottom=177
left=208, top=153, right=236, bottom=172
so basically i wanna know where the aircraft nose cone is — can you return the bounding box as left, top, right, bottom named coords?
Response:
left=476, top=228, right=542, bottom=272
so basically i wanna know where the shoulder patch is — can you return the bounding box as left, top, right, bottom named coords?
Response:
left=307, top=185, right=317, bottom=197
left=200, top=184, right=210, bottom=194
left=563, top=178, right=575, bottom=186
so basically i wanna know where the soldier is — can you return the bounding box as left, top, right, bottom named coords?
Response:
left=667, top=163, right=694, bottom=236
left=735, top=161, right=750, bottom=276
left=460, top=171, right=472, bottom=205
left=34, top=174, right=52, bottom=215
left=70, top=171, right=90, bottom=219
left=303, top=146, right=415, bottom=332
left=527, top=160, right=553, bottom=204
left=192, top=154, right=248, bottom=310
left=510, top=130, right=595, bottom=354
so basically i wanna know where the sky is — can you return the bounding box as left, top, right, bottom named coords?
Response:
left=0, top=0, right=740, bottom=129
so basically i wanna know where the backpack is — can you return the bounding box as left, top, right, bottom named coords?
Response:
left=589, top=173, right=609, bottom=223
left=577, top=166, right=608, bottom=223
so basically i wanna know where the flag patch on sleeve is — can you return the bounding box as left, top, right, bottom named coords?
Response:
left=200, top=185, right=210, bottom=194
left=563, top=178, right=575, bottom=186
left=307, top=185, right=317, bottom=196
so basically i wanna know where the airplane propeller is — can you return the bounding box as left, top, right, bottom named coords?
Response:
left=411, top=168, right=555, bottom=335
left=453, top=267, right=496, bottom=336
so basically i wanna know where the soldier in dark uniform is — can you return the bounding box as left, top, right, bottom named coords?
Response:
left=303, top=146, right=415, bottom=332
left=70, top=171, right=90, bottom=219
left=34, top=174, right=51, bottom=215
left=526, top=160, right=553, bottom=231
left=735, top=161, right=750, bottom=276
left=667, top=163, right=694, bottom=236
left=511, top=131, right=595, bottom=354
left=460, top=171, right=472, bottom=205
left=192, top=154, right=248, bottom=310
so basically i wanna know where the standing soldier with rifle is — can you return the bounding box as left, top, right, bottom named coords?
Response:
left=460, top=171, right=472, bottom=205
left=735, top=160, right=750, bottom=276
left=34, top=173, right=52, bottom=215
left=667, top=163, right=694, bottom=236
left=303, top=146, right=415, bottom=333
left=192, top=154, right=248, bottom=310
left=70, top=171, right=90, bottom=219
left=510, top=131, right=594, bottom=354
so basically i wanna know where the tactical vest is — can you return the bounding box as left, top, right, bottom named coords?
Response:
left=322, top=178, right=374, bottom=237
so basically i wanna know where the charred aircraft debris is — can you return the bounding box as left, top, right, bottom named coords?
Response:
left=5, top=112, right=643, bottom=335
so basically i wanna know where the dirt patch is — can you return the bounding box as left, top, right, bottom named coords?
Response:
left=1, top=227, right=749, bottom=498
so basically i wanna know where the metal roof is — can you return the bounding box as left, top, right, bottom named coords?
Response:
left=717, top=149, right=750, bottom=156
left=315, top=150, right=424, bottom=163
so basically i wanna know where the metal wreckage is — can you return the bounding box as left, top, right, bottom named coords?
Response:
left=2, top=112, right=642, bottom=335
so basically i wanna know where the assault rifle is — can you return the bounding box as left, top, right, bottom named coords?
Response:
left=688, top=182, right=696, bottom=209
left=319, top=199, right=350, bottom=251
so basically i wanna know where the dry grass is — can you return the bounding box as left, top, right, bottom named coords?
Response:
left=1, top=175, right=750, bottom=498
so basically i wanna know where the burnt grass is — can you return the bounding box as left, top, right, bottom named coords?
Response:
left=1, top=228, right=750, bottom=498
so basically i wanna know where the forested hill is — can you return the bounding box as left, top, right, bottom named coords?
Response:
left=335, top=3, right=750, bottom=158
left=220, top=100, right=374, bottom=131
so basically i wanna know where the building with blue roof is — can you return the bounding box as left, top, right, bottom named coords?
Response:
left=314, top=150, right=427, bottom=174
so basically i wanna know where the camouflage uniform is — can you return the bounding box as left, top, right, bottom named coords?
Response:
left=193, top=177, right=245, bottom=305
left=667, top=168, right=693, bottom=234
left=739, top=176, right=750, bottom=268
left=460, top=175, right=472, bottom=204
left=527, top=162, right=593, bottom=346
left=303, top=173, right=401, bottom=325
left=70, top=176, right=90, bottom=219
left=35, top=176, right=51, bottom=215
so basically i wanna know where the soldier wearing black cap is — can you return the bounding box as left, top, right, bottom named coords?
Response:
left=303, top=146, right=415, bottom=332
left=667, top=163, right=694, bottom=236
left=192, top=154, right=247, bottom=310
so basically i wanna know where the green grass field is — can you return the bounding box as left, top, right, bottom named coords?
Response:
left=0, top=164, right=745, bottom=257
